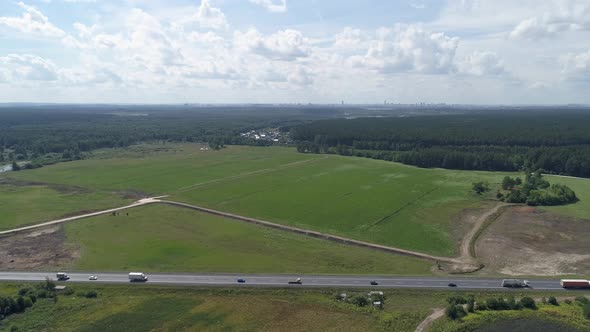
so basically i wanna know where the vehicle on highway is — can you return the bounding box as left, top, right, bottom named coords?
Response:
left=560, top=279, right=590, bottom=289
left=56, top=272, right=70, bottom=281
left=501, top=279, right=529, bottom=288
left=128, top=272, right=148, bottom=282
left=237, top=278, right=246, bottom=283
left=89, top=276, right=98, bottom=281
left=370, top=281, right=379, bottom=285
left=288, top=278, right=302, bottom=284
left=448, top=283, right=457, bottom=287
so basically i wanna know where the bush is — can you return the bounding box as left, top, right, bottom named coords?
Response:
left=447, top=296, right=467, bottom=305
left=36, top=290, right=47, bottom=298
left=18, top=288, right=30, bottom=296
left=85, top=290, right=98, bottom=298
left=23, top=297, right=33, bottom=308
left=446, top=305, right=467, bottom=320
left=575, top=297, right=589, bottom=305
left=548, top=296, right=558, bottom=306
left=564, top=299, right=572, bottom=305
left=520, top=297, right=537, bottom=310
left=584, top=303, right=590, bottom=320
left=10, top=326, right=18, bottom=332
left=63, top=288, right=75, bottom=296
left=351, top=295, right=369, bottom=307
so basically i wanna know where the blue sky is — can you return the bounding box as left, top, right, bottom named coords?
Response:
left=0, top=0, right=589, bottom=104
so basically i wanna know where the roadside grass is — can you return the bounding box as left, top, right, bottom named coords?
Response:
left=0, top=283, right=584, bottom=332
left=546, top=175, right=590, bottom=220
left=0, top=184, right=128, bottom=231
left=431, top=302, right=590, bottom=332
left=63, top=204, right=432, bottom=275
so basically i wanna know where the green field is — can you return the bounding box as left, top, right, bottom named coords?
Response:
left=546, top=175, right=590, bottom=220
left=1, top=283, right=585, bottom=332
left=432, top=301, right=590, bottom=332
left=4, top=144, right=520, bottom=256
left=0, top=182, right=128, bottom=231
left=62, top=204, right=432, bottom=274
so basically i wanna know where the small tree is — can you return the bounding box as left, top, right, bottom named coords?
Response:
left=548, top=296, right=558, bottom=306
left=472, top=181, right=490, bottom=195
left=446, top=305, right=467, bottom=320
left=11, top=161, right=20, bottom=171
left=351, top=295, right=369, bottom=307
left=520, top=297, right=537, bottom=310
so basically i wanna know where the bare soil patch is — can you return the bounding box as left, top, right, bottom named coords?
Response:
left=477, top=206, right=590, bottom=276
left=0, top=225, right=78, bottom=270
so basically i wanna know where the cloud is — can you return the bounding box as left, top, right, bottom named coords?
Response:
left=560, top=49, right=590, bottom=81
left=0, top=2, right=65, bottom=37
left=333, top=27, right=364, bottom=50
left=249, top=0, right=287, bottom=13
left=0, top=54, right=59, bottom=81
left=459, top=51, right=506, bottom=76
left=357, top=24, right=459, bottom=74
left=510, top=1, right=590, bottom=39
left=194, top=0, right=228, bottom=30
left=287, top=65, right=313, bottom=86
left=234, top=28, right=311, bottom=60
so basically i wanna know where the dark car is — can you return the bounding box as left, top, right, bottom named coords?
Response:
left=370, top=281, right=379, bottom=285
left=448, top=283, right=457, bottom=287
left=237, top=278, right=246, bottom=283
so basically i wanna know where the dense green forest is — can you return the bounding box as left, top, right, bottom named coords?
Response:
left=291, top=111, right=590, bottom=177
left=0, top=105, right=342, bottom=167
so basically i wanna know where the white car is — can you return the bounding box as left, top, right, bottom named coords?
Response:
left=89, top=276, right=98, bottom=281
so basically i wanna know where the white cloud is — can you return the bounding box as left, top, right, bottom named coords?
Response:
left=188, top=31, right=224, bottom=44
left=333, top=27, right=364, bottom=50
left=459, top=51, right=506, bottom=76
left=0, top=2, right=65, bottom=37
left=561, top=49, right=590, bottom=80
left=234, top=28, right=311, bottom=60
left=287, top=65, right=313, bottom=86
left=357, top=24, right=459, bottom=74
left=510, top=1, right=590, bottom=39
left=0, top=54, right=59, bottom=81
left=250, top=0, right=287, bottom=13
left=194, top=0, right=228, bottom=30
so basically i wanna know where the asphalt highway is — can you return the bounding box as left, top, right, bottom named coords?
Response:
left=0, top=272, right=575, bottom=291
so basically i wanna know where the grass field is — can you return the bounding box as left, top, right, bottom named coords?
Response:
left=63, top=204, right=432, bottom=275
left=0, top=183, right=128, bottom=231
left=0, top=283, right=585, bottom=332
left=432, top=301, right=590, bottom=332
left=4, top=144, right=518, bottom=256
left=546, top=175, right=590, bottom=220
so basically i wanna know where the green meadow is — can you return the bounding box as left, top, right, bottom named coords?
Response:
left=63, top=204, right=432, bottom=275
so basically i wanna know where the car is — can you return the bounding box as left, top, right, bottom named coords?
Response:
left=89, top=276, right=98, bottom=281
left=370, top=281, right=379, bottom=285
left=237, top=278, right=246, bottom=283
left=448, top=283, right=457, bottom=287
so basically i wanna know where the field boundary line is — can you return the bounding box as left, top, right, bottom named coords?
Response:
left=0, top=197, right=165, bottom=237
left=157, top=200, right=462, bottom=264
left=176, top=156, right=328, bottom=192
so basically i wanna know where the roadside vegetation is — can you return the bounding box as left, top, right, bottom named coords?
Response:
left=434, top=294, right=590, bottom=331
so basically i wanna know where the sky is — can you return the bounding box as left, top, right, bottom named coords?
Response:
left=0, top=0, right=589, bottom=104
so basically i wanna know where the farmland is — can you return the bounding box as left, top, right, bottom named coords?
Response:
left=60, top=204, right=432, bottom=275
left=2, top=144, right=516, bottom=256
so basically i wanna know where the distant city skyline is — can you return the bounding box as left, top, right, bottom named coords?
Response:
left=1, top=0, right=589, bottom=104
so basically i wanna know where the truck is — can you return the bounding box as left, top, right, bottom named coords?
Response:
left=560, top=279, right=590, bottom=289
left=288, top=278, right=302, bottom=285
left=501, top=279, right=529, bottom=288
left=56, top=272, right=70, bottom=281
left=129, top=272, right=148, bottom=282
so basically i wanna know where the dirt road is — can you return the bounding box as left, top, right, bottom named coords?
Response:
left=459, top=203, right=510, bottom=261
left=415, top=308, right=445, bottom=332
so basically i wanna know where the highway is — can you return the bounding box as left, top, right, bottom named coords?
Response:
left=0, top=272, right=573, bottom=291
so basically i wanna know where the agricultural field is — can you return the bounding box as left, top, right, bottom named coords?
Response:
left=2, top=144, right=518, bottom=256
left=0, top=180, right=128, bottom=231
left=59, top=204, right=432, bottom=275
left=545, top=175, right=590, bottom=219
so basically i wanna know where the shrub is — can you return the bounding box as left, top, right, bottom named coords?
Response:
left=63, top=288, right=75, bottom=296
left=564, top=299, right=572, bottom=305
left=584, top=303, right=590, bottom=320
left=575, top=296, right=589, bottom=305
left=85, top=290, right=98, bottom=298
left=36, top=290, right=47, bottom=298
left=520, top=297, right=537, bottom=310
left=351, top=295, right=369, bottom=307
left=446, top=305, right=467, bottom=320
left=18, top=288, right=30, bottom=296
left=447, top=296, right=467, bottom=305
left=548, top=296, right=558, bottom=306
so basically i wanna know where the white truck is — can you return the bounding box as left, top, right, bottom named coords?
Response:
left=501, top=279, right=529, bottom=288
left=128, top=272, right=148, bottom=282
left=56, top=272, right=70, bottom=281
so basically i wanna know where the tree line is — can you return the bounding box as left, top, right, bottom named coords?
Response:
left=291, top=111, right=590, bottom=178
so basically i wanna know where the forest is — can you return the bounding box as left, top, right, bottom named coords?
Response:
left=291, top=110, right=590, bottom=178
